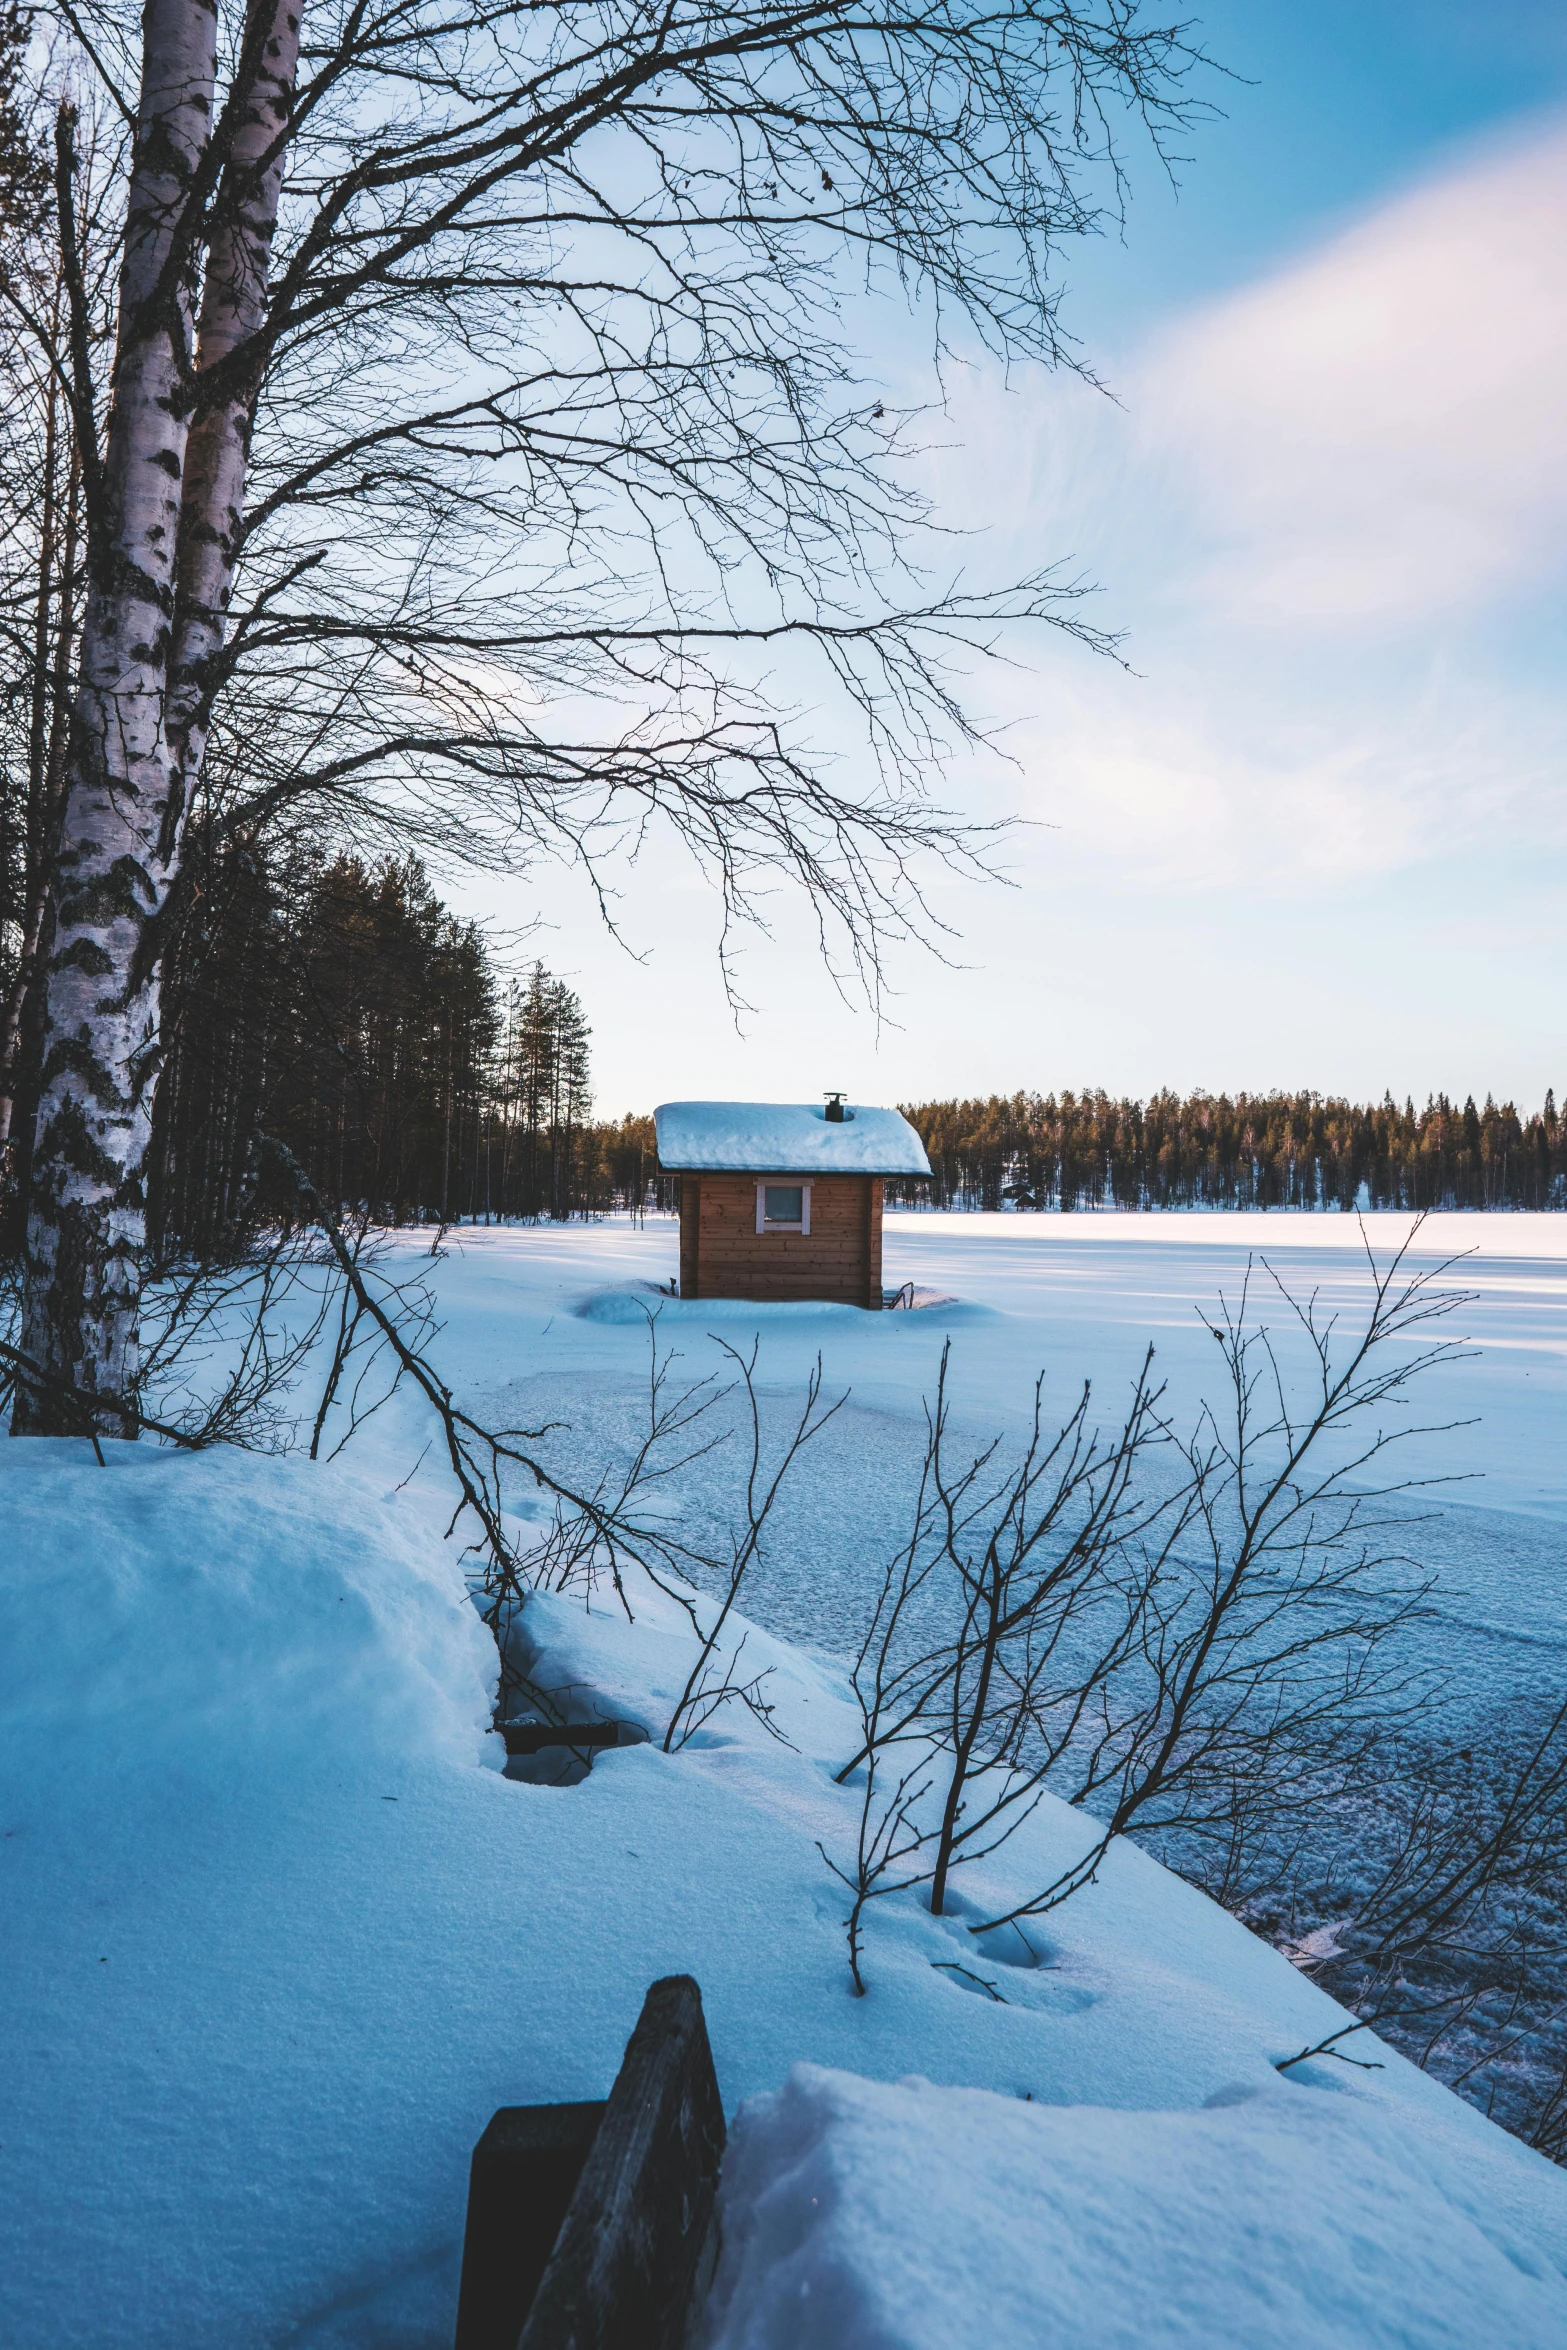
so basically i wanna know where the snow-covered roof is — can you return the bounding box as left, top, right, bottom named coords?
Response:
left=655, top=1099, right=931, bottom=1177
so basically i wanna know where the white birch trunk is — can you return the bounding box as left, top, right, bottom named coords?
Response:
left=168, top=0, right=301, bottom=818
left=15, top=0, right=300, bottom=1434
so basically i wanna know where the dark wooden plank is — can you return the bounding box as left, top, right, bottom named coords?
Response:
left=499, top=1719, right=648, bottom=1757
left=698, top=1245, right=865, bottom=1263
left=696, top=1284, right=870, bottom=1307
left=703, top=1273, right=865, bottom=1289
left=517, top=1976, right=726, bottom=2350
left=700, top=1219, right=864, bottom=1240
left=454, top=2102, right=608, bottom=2350
left=697, top=1263, right=863, bottom=1278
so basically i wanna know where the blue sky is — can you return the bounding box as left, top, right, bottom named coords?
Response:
left=1086, top=0, right=1567, bottom=317
left=466, top=3, right=1567, bottom=1117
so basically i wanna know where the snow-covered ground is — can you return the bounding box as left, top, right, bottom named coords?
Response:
left=4, top=1213, right=1567, bottom=2347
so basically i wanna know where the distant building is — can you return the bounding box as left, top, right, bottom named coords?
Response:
left=654, top=1096, right=931, bottom=1308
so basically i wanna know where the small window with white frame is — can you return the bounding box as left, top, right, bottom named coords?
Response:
left=757, top=1181, right=810, bottom=1234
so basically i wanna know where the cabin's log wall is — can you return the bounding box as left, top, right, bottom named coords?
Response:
left=868, top=1175, right=883, bottom=1303
left=679, top=1177, right=700, bottom=1300
left=677, top=1173, right=883, bottom=1307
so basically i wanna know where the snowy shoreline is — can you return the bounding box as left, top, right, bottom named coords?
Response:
left=5, top=1219, right=1567, bottom=2346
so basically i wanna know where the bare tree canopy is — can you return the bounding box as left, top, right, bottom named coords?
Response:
left=0, top=67, right=118, bottom=1212
left=7, top=0, right=1208, bottom=1429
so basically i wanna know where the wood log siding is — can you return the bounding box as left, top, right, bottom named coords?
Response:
left=677, top=1174, right=882, bottom=1307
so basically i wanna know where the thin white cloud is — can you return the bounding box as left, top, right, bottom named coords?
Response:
left=1140, top=115, right=1567, bottom=629
left=989, top=646, right=1567, bottom=896
left=900, top=120, right=1567, bottom=894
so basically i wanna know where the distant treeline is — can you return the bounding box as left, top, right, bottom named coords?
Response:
left=891, top=1091, right=1567, bottom=1213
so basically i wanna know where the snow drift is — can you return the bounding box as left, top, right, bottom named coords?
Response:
left=5, top=1221, right=1567, bottom=2346
left=705, top=2066, right=1567, bottom=2350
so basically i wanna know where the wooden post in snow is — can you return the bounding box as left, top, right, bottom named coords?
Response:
left=456, top=1975, right=726, bottom=2350
left=519, top=1975, right=725, bottom=2350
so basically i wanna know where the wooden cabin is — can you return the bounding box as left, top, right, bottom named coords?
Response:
left=654, top=1097, right=932, bottom=1308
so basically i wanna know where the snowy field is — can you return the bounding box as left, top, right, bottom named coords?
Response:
left=5, top=1211, right=1567, bottom=2347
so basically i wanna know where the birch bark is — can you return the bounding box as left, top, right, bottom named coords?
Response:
left=14, top=0, right=300, bottom=1434
left=167, top=0, right=301, bottom=838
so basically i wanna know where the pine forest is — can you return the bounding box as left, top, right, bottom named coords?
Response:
left=895, top=1090, right=1567, bottom=1215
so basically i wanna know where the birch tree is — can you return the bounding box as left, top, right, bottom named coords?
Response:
left=11, top=0, right=1206, bottom=1432
left=14, top=0, right=299, bottom=1426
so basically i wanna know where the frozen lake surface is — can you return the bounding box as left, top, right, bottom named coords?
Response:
left=411, top=1210, right=1567, bottom=1717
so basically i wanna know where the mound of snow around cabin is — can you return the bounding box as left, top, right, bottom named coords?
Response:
left=575, top=1287, right=878, bottom=1326
left=573, top=1285, right=996, bottom=1327
left=3, top=1425, right=1567, bottom=2348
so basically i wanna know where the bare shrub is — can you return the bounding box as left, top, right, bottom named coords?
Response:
left=825, top=1226, right=1471, bottom=1987
left=1222, top=1697, right=1567, bottom=2148
left=663, top=1342, right=844, bottom=1753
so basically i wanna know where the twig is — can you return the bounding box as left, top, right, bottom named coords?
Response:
left=931, top=1960, right=1006, bottom=2002
left=1275, top=2021, right=1385, bottom=2074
